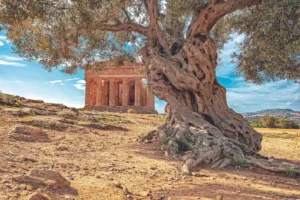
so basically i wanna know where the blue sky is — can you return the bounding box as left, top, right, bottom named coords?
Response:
left=0, top=31, right=299, bottom=113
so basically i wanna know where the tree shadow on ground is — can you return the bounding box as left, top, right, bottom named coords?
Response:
left=153, top=182, right=300, bottom=200
left=132, top=140, right=300, bottom=200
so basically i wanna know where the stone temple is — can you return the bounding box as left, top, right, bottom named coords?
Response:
left=84, top=61, right=157, bottom=114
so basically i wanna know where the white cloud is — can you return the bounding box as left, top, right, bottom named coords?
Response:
left=76, top=80, right=86, bottom=84
left=217, top=34, right=242, bottom=78
left=0, top=36, right=9, bottom=45
left=0, top=60, right=26, bottom=67
left=234, top=34, right=245, bottom=43
left=0, top=56, right=23, bottom=61
left=49, top=80, right=62, bottom=84
left=73, top=84, right=85, bottom=90
left=226, top=79, right=299, bottom=112
left=65, top=78, right=80, bottom=82
left=160, top=0, right=167, bottom=14
left=73, top=79, right=86, bottom=91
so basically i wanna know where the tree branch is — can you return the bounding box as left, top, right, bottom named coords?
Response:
left=99, top=22, right=151, bottom=37
left=187, top=0, right=262, bottom=38
left=146, top=0, right=172, bottom=56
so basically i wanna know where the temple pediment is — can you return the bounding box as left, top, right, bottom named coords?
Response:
left=85, top=61, right=145, bottom=79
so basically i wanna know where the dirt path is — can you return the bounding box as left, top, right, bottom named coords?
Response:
left=0, top=96, right=299, bottom=200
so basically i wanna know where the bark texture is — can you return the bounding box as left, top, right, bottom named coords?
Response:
left=138, top=0, right=300, bottom=176
left=142, top=35, right=261, bottom=172
left=142, top=33, right=300, bottom=175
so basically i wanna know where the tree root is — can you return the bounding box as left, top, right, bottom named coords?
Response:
left=247, top=157, right=300, bottom=175
left=142, top=126, right=300, bottom=177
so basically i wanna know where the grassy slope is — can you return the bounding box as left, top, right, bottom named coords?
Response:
left=0, top=94, right=299, bottom=200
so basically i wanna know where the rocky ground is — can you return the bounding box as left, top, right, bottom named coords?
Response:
left=0, top=93, right=300, bottom=200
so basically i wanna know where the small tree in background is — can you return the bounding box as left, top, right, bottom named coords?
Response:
left=260, top=116, right=299, bottom=129
left=277, top=118, right=298, bottom=129
left=261, top=116, right=277, bottom=128
left=0, top=0, right=299, bottom=174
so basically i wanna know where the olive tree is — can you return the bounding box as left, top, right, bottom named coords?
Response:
left=1, top=0, right=299, bottom=174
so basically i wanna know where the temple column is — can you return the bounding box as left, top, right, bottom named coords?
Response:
left=109, top=79, right=115, bottom=106
left=147, top=88, right=155, bottom=108
left=85, top=79, right=91, bottom=107
left=134, top=79, right=141, bottom=106
left=114, top=81, right=120, bottom=106
left=103, top=80, right=109, bottom=105
left=96, top=79, right=102, bottom=106
left=122, top=79, right=129, bottom=106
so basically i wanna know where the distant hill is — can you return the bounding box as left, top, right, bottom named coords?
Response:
left=242, top=109, right=300, bottom=122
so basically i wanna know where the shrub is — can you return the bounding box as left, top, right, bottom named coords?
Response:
left=12, top=108, right=36, bottom=117
left=57, top=109, right=77, bottom=118
left=250, top=121, right=264, bottom=128
left=285, top=168, right=297, bottom=177
left=278, top=118, right=298, bottom=129
left=261, top=116, right=277, bottom=128
left=259, top=116, right=299, bottom=129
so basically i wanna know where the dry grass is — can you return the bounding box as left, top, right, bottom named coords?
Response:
left=0, top=98, right=300, bottom=200
left=254, top=127, right=300, bottom=162
left=57, top=109, right=77, bottom=118
left=254, top=128, right=300, bottom=134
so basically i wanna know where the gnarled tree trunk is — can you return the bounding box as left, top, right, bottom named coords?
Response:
left=139, top=0, right=300, bottom=175
left=142, top=35, right=265, bottom=174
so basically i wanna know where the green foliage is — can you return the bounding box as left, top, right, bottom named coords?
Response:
left=285, top=168, right=297, bottom=177
left=261, top=116, right=277, bottom=128
left=228, top=0, right=300, bottom=83
left=0, top=0, right=299, bottom=83
left=30, top=110, right=36, bottom=116
left=0, top=0, right=143, bottom=73
left=250, top=121, right=264, bottom=128
left=259, top=116, right=299, bottom=129
left=278, top=118, right=299, bottom=129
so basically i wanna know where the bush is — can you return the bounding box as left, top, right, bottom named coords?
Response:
left=250, top=121, right=264, bottom=128
left=285, top=168, right=297, bottom=177
left=57, top=109, right=77, bottom=118
left=258, top=116, right=299, bottom=129
left=261, top=116, right=277, bottom=128
left=278, top=118, right=298, bottom=129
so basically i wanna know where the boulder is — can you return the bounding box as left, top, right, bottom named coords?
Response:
left=29, top=169, right=70, bottom=188
left=13, top=170, right=70, bottom=189
left=12, top=175, right=44, bottom=188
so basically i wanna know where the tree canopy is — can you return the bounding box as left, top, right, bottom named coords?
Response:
left=0, top=0, right=299, bottom=82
